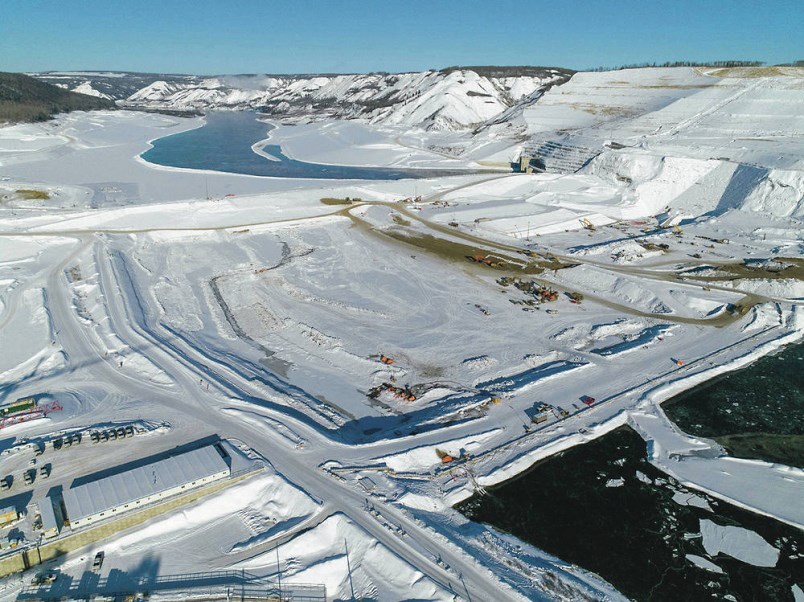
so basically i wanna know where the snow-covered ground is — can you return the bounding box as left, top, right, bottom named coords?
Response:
left=0, top=66, right=802, bottom=601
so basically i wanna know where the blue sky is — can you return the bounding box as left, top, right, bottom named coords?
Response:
left=2, top=0, right=801, bottom=74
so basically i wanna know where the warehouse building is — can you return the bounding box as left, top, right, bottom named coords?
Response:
left=64, top=444, right=230, bottom=528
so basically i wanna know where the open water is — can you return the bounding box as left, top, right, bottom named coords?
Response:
left=141, top=111, right=478, bottom=180
left=459, top=343, right=804, bottom=601
left=458, top=427, right=803, bottom=600
left=664, top=342, right=803, bottom=467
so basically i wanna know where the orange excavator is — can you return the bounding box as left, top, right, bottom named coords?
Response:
left=380, top=355, right=394, bottom=365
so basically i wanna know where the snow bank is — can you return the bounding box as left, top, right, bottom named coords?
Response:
left=238, top=513, right=453, bottom=601
left=382, top=429, right=501, bottom=472
left=740, top=169, right=804, bottom=219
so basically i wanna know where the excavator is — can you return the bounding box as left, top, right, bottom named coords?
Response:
left=580, top=217, right=596, bottom=231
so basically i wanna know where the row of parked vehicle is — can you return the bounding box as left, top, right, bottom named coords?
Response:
left=1, top=463, right=50, bottom=490
left=50, top=432, right=82, bottom=451
left=30, top=552, right=105, bottom=586
left=91, top=425, right=135, bottom=443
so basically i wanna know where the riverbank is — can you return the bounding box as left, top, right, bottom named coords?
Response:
left=664, top=341, right=803, bottom=467
left=458, top=426, right=804, bottom=601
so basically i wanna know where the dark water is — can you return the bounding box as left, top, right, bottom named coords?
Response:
left=141, top=112, right=476, bottom=180
left=664, top=342, right=803, bottom=467
left=458, top=427, right=804, bottom=601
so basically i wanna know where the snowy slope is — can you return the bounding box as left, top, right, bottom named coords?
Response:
left=71, top=81, right=113, bottom=100
left=122, top=68, right=571, bottom=130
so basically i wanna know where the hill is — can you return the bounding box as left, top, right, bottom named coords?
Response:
left=33, top=68, right=574, bottom=131
left=0, top=72, right=116, bottom=124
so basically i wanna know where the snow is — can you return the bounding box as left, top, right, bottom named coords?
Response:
left=72, top=81, right=113, bottom=100
left=237, top=513, right=455, bottom=602
left=382, top=430, right=501, bottom=472
left=699, top=519, right=780, bottom=567
left=125, top=68, right=564, bottom=132
left=1, top=65, right=803, bottom=602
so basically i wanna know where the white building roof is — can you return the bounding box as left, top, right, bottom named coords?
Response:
left=39, top=497, right=60, bottom=531
left=64, top=445, right=229, bottom=522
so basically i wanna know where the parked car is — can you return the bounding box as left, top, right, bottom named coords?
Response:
left=92, top=551, right=105, bottom=571
left=31, top=572, right=58, bottom=585
left=23, top=469, right=35, bottom=485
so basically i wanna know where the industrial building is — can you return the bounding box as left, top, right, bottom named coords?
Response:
left=63, top=444, right=231, bottom=528
left=38, top=496, right=63, bottom=538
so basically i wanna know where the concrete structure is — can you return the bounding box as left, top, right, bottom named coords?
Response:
left=38, top=497, right=63, bottom=538
left=64, top=444, right=230, bottom=528
left=0, top=506, right=18, bottom=526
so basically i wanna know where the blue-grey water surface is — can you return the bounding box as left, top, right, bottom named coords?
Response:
left=142, top=112, right=477, bottom=180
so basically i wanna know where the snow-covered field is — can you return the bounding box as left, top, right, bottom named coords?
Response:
left=0, top=66, right=802, bottom=601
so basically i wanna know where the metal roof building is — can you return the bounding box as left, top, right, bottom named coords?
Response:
left=64, top=444, right=230, bottom=528
left=38, top=496, right=63, bottom=538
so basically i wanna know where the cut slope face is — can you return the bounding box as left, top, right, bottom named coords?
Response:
left=514, top=67, right=804, bottom=170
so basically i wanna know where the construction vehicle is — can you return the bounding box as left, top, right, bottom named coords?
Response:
left=673, top=224, right=683, bottom=236
left=580, top=217, right=596, bottom=231
left=380, top=355, right=394, bottom=365
left=466, top=253, right=504, bottom=268
left=435, top=449, right=453, bottom=463
left=369, top=383, right=416, bottom=402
